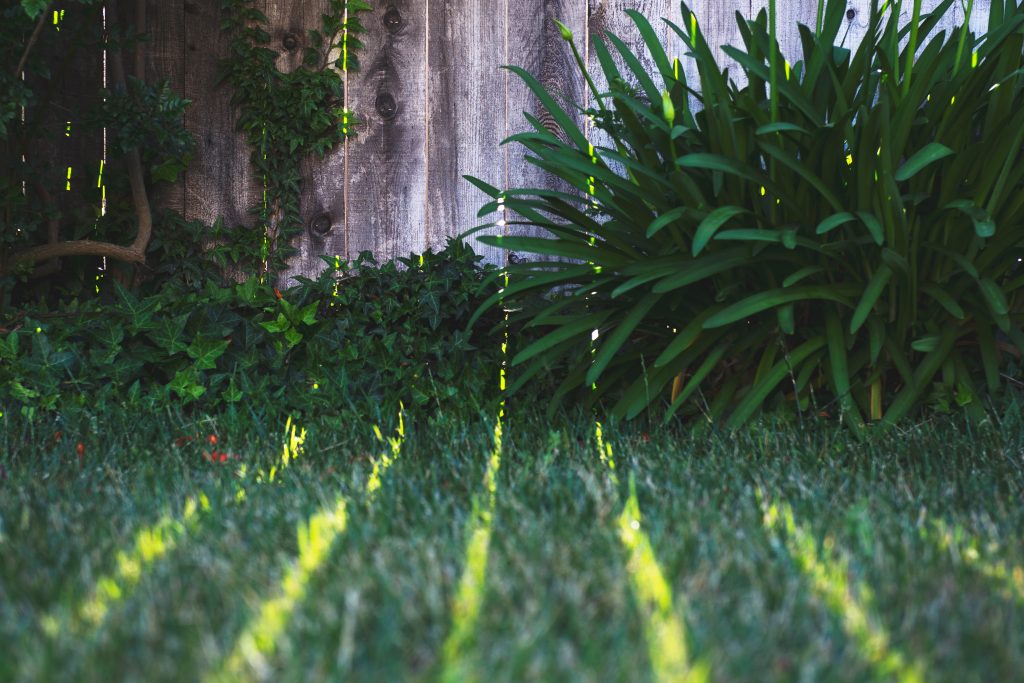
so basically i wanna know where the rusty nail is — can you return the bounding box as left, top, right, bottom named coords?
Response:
left=283, top=33, right=299, bottom=51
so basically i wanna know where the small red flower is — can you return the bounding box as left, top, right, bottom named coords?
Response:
left=76, top=442, right=85, bottom=457
left=274, top=288, right=283, bottom=300
left=207, top=434, right=218, bottom=446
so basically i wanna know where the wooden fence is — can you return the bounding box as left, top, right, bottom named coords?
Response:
left=25, top=1, right=991, bottom=284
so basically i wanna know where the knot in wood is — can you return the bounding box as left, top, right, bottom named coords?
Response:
left=846, top=8, right=856, bottom=20
left=310, top=214, right=332, bottom=236
left=282, top=33, right=300, bottom=51
left=383, top=7, right=403, bottom=33
left=375, top=92, right=398, bottom=120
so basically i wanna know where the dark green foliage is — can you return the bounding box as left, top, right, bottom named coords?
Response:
left=1, top=0, right=191, bottom=302
left=0, top=239, right=505, bottom=421
left=471, top=0, right=1024, bottom=430
left=87, top=77, right=194, bottom=183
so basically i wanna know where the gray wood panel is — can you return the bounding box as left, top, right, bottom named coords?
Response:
left=183, top=0, right=262, bottom=236
left=505, top=0, right=588, bottom=253
left=265, top=1, right=349, bottom=286
left=346, top=0, right=429, bottom=264
left=146, top=0, right=186, bottom=215
left=170, top=0, right=994, bottom=270
left=427, top=0, right=507, bottom=266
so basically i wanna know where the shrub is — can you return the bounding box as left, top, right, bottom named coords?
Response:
left=469, top=0, right=1024, bottom=430
left=0, top=239, right=505, bottom=421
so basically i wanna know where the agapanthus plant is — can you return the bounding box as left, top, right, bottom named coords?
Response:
left=469, top=0, right=1024, bottom=430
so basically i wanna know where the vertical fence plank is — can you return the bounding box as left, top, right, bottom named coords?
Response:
left=183, top=0, right=262, bottom=237
left=427, top=0, right=507, bottom=266
left=262, top=0, right=349, bottom=285
left=505, top=0, right=587, bottom=254
left=585, top=0, right=679, bottom=171
left=749, top=0, right=817, bottom=61
left=146, top=0, right=186, bottom=216
left=346, top=0, right=429, bottom=263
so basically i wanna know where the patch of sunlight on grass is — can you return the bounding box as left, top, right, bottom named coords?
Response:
left=759, top=493, right=924, bottom=683
left=439, top=411, right=504, bottom=683
left=205, top=412, right=406, bottom=681
left=598, top=424, right=708, bottom=683
left=257, top=415, right=307, bottom=485
left=366, top=404, right=406, bottom=500
left=929, top=519, right=1024, bottom=604
left=41, top=494, right=207, bottom=637
left=205, top=496, right=348, bottom=683
left=41, top=415, right=309, bottom=640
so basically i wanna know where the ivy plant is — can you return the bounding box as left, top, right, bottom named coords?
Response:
left=218, top=0, right=371, bottom=278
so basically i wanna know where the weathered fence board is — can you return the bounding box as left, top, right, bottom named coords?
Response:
left=183, top=0, right=262, bottom=235
left=270, top=1, right=348, bottom=280
left=346, top=0, right=428, bottom=263
left=426, top=0, right=507, bottom=267
left=506, top=0, right=587, bottom=253
left=146, top=0, right=186, bottom=214
left=140, top=0, right=992, bottom=284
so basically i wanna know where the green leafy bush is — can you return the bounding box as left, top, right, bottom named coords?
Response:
left=471, top=0, right=1024, bottom=430
left=0, top=239, right=505, bottom=421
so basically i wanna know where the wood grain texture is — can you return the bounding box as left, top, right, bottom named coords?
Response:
left=427, top=0, right=507, bottom=266
left=347, top=0, right=429, bottom=263
left=587, top=0, right=673, bottom=106
left=694, top=0, right=753, bottom=84
left=145, top=0, right=186, bottom=215
left=960, top=0, right=990, bottom=38
left=585, top=0, right=666, bottom=180
left=840, top=0, right=963, bottom=55
left=183, top=0, right=262, bottom=234
left=505, top=0, right=587, bottom=253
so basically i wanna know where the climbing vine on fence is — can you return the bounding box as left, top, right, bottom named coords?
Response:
left=218, top=0, right=371, bottom=278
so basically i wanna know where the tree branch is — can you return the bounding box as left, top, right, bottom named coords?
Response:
left=13, top=3, right=51, bottom=79
left=108, top=0, right=152, bottom=257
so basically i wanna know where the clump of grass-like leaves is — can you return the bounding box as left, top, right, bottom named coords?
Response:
left=469, top=0, right=1024, bottom=431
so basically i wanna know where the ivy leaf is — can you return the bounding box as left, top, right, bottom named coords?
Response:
left=170, top=368, right=206, bottom=402
left=113, top=280, right=159, bottom=333
left=148, top=314, right=191, bottom=355
left=20, top=0, right=49, bottom=18
left=187, top=337, right=230, bottom=370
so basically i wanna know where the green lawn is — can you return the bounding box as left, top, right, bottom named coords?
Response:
left=1, top=404, right=1022, bottom=682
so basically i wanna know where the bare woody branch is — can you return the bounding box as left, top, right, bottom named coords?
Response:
left=1, top=0, right=153, bottom=278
